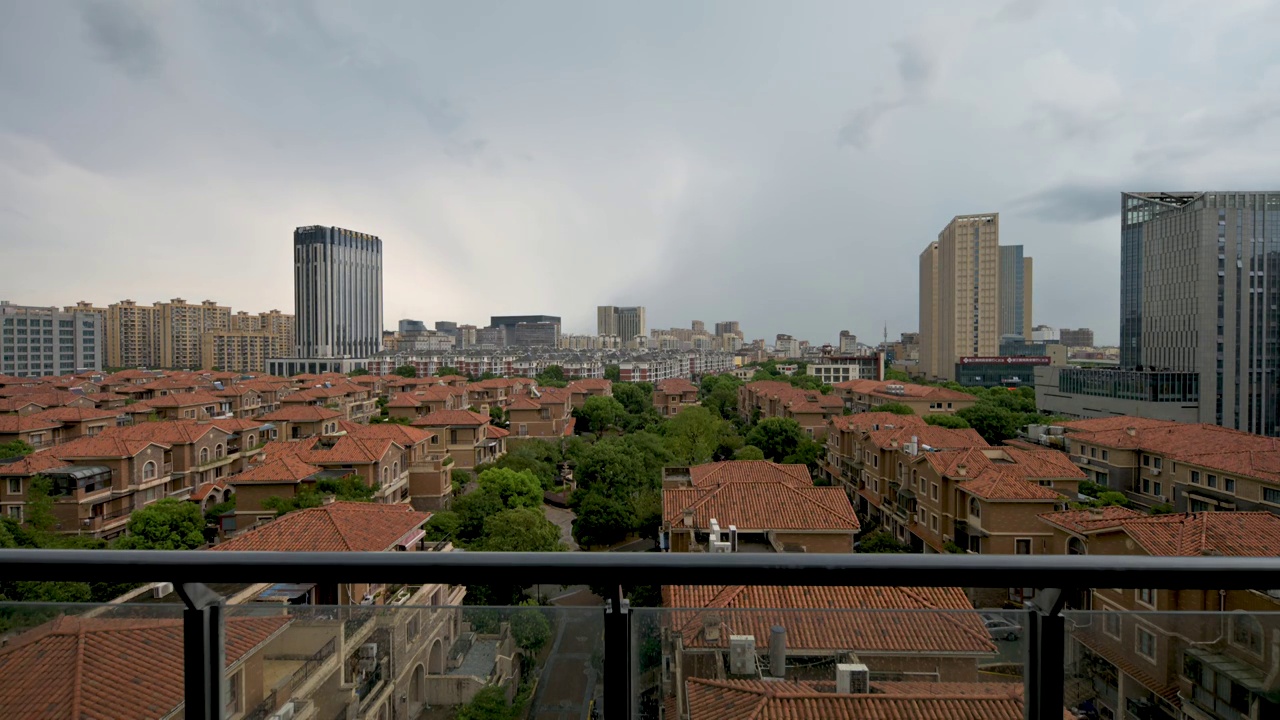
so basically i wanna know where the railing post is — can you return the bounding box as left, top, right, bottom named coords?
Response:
left=176, top=582, right=226, bottom=720
left=603, top=586, right=632, bottom=720
left=1024, top=588, right=1067, bottom=720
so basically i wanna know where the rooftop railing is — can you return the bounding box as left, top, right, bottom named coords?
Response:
left=4, top=550, right=1280, bottom=720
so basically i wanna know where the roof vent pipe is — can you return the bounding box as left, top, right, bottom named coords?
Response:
left=769, top=625, right=787, bottom=678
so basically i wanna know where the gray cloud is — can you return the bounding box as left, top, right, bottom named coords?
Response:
left=79, top=1, right=164, bottom=78
left=836, top=37, right=938, bottom=149
left=994, top=0, right=1047, bottom=23
left=1011, top=182, right=1120, bottom=224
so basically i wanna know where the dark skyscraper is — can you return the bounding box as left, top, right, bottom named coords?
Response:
left=293, top=225, right=383, bottom=358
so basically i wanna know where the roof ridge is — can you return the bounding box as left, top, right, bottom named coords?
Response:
left=783, top=483, right=857, bottom=522
left=70, top=621, right=87, bottom=719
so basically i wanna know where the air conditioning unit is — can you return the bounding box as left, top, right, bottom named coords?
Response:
left=836, top=663, right=870, bottom=694
left=1151, top=468, right=1161, bottom=476
left=359, top=643, right=378, bottom=670
left=153, top=582, right=174, bottom=599
left=728, top=635, right=756, bottom=675
left=268, top=702, right=296, bottom=720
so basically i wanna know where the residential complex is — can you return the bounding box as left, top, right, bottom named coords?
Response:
left=293, top=225, right=384, bottom=359
left=0, top=301, right=103, bottom=377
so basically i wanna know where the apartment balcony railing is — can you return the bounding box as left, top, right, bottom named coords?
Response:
left=3, top=552, right=1280, bottom=720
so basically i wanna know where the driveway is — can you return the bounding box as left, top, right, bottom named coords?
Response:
left=544, top=504, right=579, bottom=551
left=528, top=608, right=603, bottom=720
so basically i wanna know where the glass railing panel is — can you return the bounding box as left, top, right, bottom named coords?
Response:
left=632, top=604, right=1031, bottom=720
left=1064, top=608, right=1280, bottom=720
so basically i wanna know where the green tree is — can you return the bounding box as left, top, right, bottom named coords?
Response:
left=734, top=445, right=765, bottom=460
left=604, top=364, right=621, bottom=382
left=114, top=499, right=205, bottom=549
left=632, top=487, right=663, bottom=540
left=24, top=475, right=57, bottom=533
left=924, top=414, right=971, bottom=429
left=884, top=368, right=912, bottom=382
left=489, top=406, right=509, bottom=429
left=612, top=383, right=652, bottom=417
left=476, top=468, right=543, bottom=509
left=262, top=475, right=375, bottom=516
left=663, top=406, right=729, bottom=465
left=204, top=497, right=236, bottom=526
left=571, top=490, right=637, bottom=548
left=783, top=437, right=825, bottom=476
left=538, top=365, right=566, bottom=383
left=455, top=685, right=519, bottom=720
left=955, top=403, right=1022, bottom=444
left=744, top=418, right=806, bottom=463
left=0, top=440, right=34, bottom=459
left=393, top=365, right=418, bottom=379
left=424, top=511, right=462, bottom=542
left=876, top=402, right=915, bottom=415
left=453, top=489, right=506, bottom=540
left=702, top=384, right=740, bottom=420
left=436, top=366, right=463, bottom=377
left=578, top=395, right=626, bottom=434
left=857, top=530, right=909, bottom=553
left=478, top=508, right=563, bottom=551
left=510, top=603, right=552, bottom=654
left=574, top=438, right=653, bottom=495
left=347, top=368, right=370, bottom=377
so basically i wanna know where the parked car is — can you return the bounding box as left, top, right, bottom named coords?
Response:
left=982, top=614, right=1022, bottom=641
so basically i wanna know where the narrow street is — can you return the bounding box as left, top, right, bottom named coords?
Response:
left=527, top=607, right=603, bottom=720
left=543, top=504, right=580, bottom=551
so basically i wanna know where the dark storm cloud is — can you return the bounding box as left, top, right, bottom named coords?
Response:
left=79, top=1, right=164, bottom=78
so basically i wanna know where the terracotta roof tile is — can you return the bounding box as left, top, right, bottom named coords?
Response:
left=1114, top=512, right=1280, bottom=557
left=688, top=461, right=813, bottom=488
left=664, top=585, right=996, bottom=655
left=664, top=482, right=859, bottom=531
left=384, top=393, right=424, bottom=409
left=0, top=453, right=73, bottom=476
left=337, top=420, right=436, bottom=444
left=51, top=435, right=167, bottom=459
left=101, top=420, right=227, bottom=445
left=829, top=413, right=927, bottom=433
left=260, top=405, right=342, bottom=422
left=833, top=379, right=977, bottom=403
left=1068, top=421, right=1280, bottom=482
left=0, top=415, right=62, bottom=433
left=1038, top=507, right=1143, bottom=535
left=212, top=502, right=431, bottom=551
left=567, top=379, right=612, bottom=391
left=27, top=406, right=120, bottom=423
left=656, top=378, right=698, bottom=393
left=960, top=469, right=1063, bottom=501
left=230, top=454, right=323, bottom=484
left=410, top=409, right=490, bottom=427
left=139, top=391, right=224, bottom=408
left=684, top=678, right=1043, bottom=720
left=507, top=397, right=541, bottom=411
left=1058, top=416, right=1181, bottom=433
left=0, top=615, right=288, bottom=720
left=191, top=477, right=228, bottom=501
left=488, top=425, right=510, bottom=439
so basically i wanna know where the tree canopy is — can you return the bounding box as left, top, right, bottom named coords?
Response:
left=856, top=530, right=909, bottom=553
left=393, top=365, right=418, bottom=379
left=734, top=445, right=765, bottom=460
left=924, top=414, right=971, bottom=429
left=744, top=418, right=806, bottom=462
left=510, top=603, right=553, bottom=654
left=0, top=440, right=34, bottom=459
left=477, top=508, right=563, bottom=552
left=262, top=475, right=375, bottom=516
left=604, top=364, right=621, bottom=382
left=876, top=402, right=915, bottom=415
left=578, top=395, right=626, bottom=435
left=114, top=499, right=205, bottom=550
left=347, top=368, right=370, bottom=377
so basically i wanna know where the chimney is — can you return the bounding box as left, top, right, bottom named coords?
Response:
left=956, top=463, right=967, bottom=477
left=769, top=626, right=787, bottom=678
left=703, top=613, right=722, bottom=642
left=683, top=508, right=695, bottom=527
left=1126, top=427, right=1137, bottom=436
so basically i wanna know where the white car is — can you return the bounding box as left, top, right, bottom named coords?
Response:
left=982, top=614, right=1023, bottom=641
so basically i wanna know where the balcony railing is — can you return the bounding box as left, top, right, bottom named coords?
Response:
left=4, top=551, right=1280, bottom=720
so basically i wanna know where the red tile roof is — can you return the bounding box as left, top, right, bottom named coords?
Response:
left=870, top=425, right=988, bottom=452
left=230, top=454, right=323, bottom=484
left=687, top=460, right=813, bottom=488
left=51, top=435, right=167, bottom=459
left=1057, top=416, right=1180, bottom=433
left=960, top=469, right=1063, bottom=501
left=212, top=502, right=431, bottom=551
left=0, top=453, right=72, bottom=476
left=137, top=391, right=224, bottom=408
left=411, top=409, right=490, bottom=427
left=833, top=379, right=977, bottom=403
left=507, top=397, right=541, bottom=411
left=191, top=478, right=228, bottom=501
left=27, top=406, right=120, bottom=423
left=567, top=378, right=612, bottom=391
left=684, top=678, right=1042, bottom=720
left=1048, top=511, right=1280, bottom=557
left=1037, top=506, right=1144, bottom=535
left=665, top=482, right=859, bottom=531
left=0, top=615, right=288, bottom=720
left=260, top=405, right=342, bottom=422
left=664, top=585, right=995, bottom=655
left=656, top=378, right=698, bottom=393
left=488, top=425, right=511, bottom=439
left=0, top=415, right=62, bottom=433
left=101, top=420, right=229, bottom=446
left=830, top=413, right=927, bottom=433
left=337, top=420, right=436, bottom=445
left=384, top=393, right=425, bottom=409
left=1067, top=421, right=1280, bottom=482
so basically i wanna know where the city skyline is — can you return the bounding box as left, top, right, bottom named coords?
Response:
left=6, top=3, right=1276, bottom=344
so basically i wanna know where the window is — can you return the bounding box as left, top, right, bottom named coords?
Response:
left=1015, top=538, right=1031, bottom=555
left=931, top=482, right=939, bottom=500
left=1101, top=450, right=1109, bottom=461
left=1191, top=470, right=1201, bottom=484
left=1137, top=588, right=1156, bottom=607
left=199, top=448, right=209, bottom=464
left=142, top=461, right=157, bottom=480
left=1265, top=487, right=1280, bottom=505
left=1136, top=626, right=1157, bottom=661
left=1231, top=613, right=1263, bottom=655
left=968, top=497, right=981, bottom=518
left=225, top=670, right=242, bottom=714
left=930, top=514, right=938, bottom=531
left=1154, top=481, right=1163, bottom=498
left=1191, top=499, right=1210, bottom=512
left=1141, top=477, right=1151, bottom=494
left=6, top=478, right=19, bottom=495
left=872, top=455, right=878, bottom=468
left=1090, top=446, right=1096, bottom=458
left=1208, top=474, right=1218, bottom=488
left=1103, top=610, right=1121, bottom=639
left=1225, top=477, right=1236, bottom=493
left=7, top=505, right=20, bottom=521
left=1095, top=471, right=1108, bottom=486
left=1153, top=457, right=1162, bottom=470
left=215, top=443, right=224, bottom=459
left=1142, top=454, right=1150, bottom=467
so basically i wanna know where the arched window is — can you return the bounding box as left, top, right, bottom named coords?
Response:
left=392, top=461, right=400, bottom=478
left=1067, top=537, right=1087, bottom=556
left=199, top=447, right=209, bottom=464
left=1233, top=613, right=1264, bottom=654
left=382, top=467, right=390, bottom=484
left=143, top=461, right=157, bottom=480
left=215, top=443, right=224, bottom=459
left=247, top=434, right=256, bottom=447
left=968, top=497, right=981, bottom=518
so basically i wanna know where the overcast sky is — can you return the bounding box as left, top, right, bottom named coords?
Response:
left=3, top=1, right=1279, bottom=345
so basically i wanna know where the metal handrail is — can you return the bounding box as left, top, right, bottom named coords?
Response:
left=3, top=549, right=1280, bottom=588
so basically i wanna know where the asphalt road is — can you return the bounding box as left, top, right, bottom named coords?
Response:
left=544, top=504, right=580, bottom=551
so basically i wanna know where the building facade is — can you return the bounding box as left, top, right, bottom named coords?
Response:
left=293, top=225, right=384, bottom=359
left=157, top=298, right=231, bottom=369
left=919, top=214, right=1001, bottom=381
left=1059, top=327, right=1094, bottom=347
left=998, top=245, right=1033, bottom=339
left=105, top=299, right=160, bottom=369
left=0, top=301, right=103, bottom=377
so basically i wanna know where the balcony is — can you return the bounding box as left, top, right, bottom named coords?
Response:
left=3, top=552, right=1280, bottom=720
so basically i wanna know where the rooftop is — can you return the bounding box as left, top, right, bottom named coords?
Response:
left=211, top=502, right=431, bottom=552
